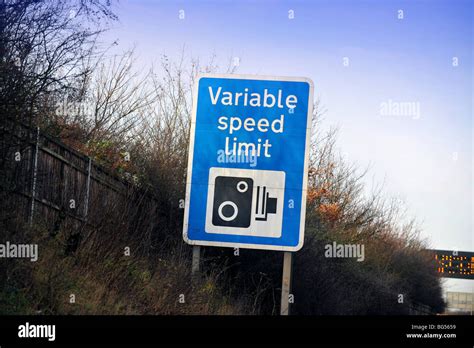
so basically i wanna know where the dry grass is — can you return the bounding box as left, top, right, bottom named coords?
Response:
left=0, top=220, right=248, bottom=315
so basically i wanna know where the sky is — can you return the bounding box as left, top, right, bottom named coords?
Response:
left=102, top=0, right=473, bottom=292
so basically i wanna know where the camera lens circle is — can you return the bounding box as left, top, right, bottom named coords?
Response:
left=218, top=201, right=238, bottom=221
left=236, top=181, right=248, bottom=193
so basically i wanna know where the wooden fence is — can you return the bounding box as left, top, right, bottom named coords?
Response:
left=1, top=118, right=161, bottom=254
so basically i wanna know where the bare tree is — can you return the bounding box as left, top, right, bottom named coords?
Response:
left=0, top=0, right=116, bottom=125
left=0, top=0, right=117, bottom=222
left=53, top=49, right=155, bottom=163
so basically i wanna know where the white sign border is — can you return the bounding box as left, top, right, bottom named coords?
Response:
left=183, top=73, right=314, bottom=252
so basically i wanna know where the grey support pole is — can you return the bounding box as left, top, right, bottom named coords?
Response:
left=29, top=127, right=40, bottom=226
left=192, top=245, right=201, bottom=274
left=280, top=251, right=293, bottom=315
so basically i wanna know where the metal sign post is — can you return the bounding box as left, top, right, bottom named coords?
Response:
left=280, top=251, right=293, bottom=315
left=191, top=245, right=201, bottom=274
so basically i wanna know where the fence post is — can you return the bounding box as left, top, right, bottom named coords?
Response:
left=84, top=157, right=92, bottom=219
left=29, top=127, right=40, bottom=226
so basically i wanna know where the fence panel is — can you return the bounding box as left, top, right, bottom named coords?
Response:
left=3, top=118, right=160, bottom=254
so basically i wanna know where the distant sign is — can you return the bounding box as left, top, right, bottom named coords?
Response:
left=183, top=74, right=314, bottom=251
left=429, top=249, right=474, bottom=280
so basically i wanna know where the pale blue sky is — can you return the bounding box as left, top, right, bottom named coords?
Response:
left=103, top=0, right=472, bottom=292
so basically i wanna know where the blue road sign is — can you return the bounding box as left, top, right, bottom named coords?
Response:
left=183, top=74, right=313, bottom=251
